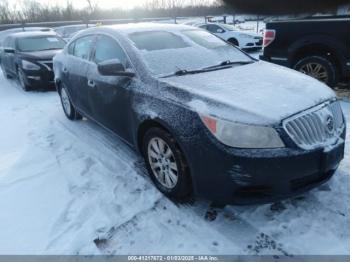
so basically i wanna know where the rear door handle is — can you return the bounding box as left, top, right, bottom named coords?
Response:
left=62, top=67, right=68, bottom=74
left=87, top=79, right=96, bottom=88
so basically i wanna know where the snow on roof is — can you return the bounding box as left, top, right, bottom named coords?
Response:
left=105, top=22, right=196, bottom=34
left=9, top=31, right=57, bottom=38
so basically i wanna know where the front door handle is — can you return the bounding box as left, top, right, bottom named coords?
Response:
left=87, top=79, right=96, bottom=88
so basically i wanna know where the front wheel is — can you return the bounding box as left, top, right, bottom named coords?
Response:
left=228, top=38, right=239, bottom=47
left=294, top=56, right=338, bottom=87
left=59, top=86, right=82, bottom=120
left=1, top=64, right=11, bottom=79
left=143, top=127, right=192, bottom=200
left=18, top=68, right=30, bottom=91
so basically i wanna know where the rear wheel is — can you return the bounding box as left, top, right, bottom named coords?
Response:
left=143, top=127, right=192, bottom=200
left=294, top=56, right=338, bottom=87
left=59, top=86, right=82, bottom=120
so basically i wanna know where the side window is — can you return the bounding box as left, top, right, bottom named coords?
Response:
left=67, top=41, right=75, bottom=55
left=73, top=36, right=94, bottom=60
left=199, top=25, right=208, bottom=30
left=207, top=24, right=223, bottom=33
left=94, top=35, right=128, bottom=66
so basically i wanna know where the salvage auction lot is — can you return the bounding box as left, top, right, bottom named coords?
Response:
left=0, top=69, right=350, bottom=255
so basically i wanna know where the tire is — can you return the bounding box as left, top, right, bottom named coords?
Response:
left=1, top=64, right=11, bottom=79
left=294, top=56, right=338, bottom=87
left=228, top=38, right=239, bottom=46
left=142, top=127, right=192, bottom=200
left=59, top=85, right=83, bottom=121
left=17, top=68, right=31, bottom=91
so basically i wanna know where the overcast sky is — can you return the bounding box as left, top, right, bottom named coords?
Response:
left=34, top=0, right=146, bottom=9
left=33, top=0, right=214, bottom=10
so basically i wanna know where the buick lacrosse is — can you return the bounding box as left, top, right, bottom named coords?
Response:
left=53, top=23, right=345, bottom=205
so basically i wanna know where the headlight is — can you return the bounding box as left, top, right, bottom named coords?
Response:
left=200, top=115, right=285, bottom=149
left=21, top=60, right=40, bottom=70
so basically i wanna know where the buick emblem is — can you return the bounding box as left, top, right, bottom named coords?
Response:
left=326, top=115, right=335, bottom=134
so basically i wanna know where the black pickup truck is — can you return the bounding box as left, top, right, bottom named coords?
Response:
left=260, top=16, right=350, bottom=87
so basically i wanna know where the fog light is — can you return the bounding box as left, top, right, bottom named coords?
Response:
left=27, top=76, right=41, bottom=80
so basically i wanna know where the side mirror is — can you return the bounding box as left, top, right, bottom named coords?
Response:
left=4, top=48, right=15, bottom=54
left=97, top=59, right=135, bottom=77
left=216, top=28, right=225, bottom=33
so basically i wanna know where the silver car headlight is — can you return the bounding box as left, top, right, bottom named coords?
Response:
left=22, top=60, right=40, bottom=70
left=200, top=115, right=285, bottom=149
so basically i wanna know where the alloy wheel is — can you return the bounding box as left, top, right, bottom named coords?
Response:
left=299, top=62, right=329, bottom=83
left=18, top=70, right=27, bottom=90
left=60, top=88, right=72, bottom=116
left=147, top=137, right=179, bottom=189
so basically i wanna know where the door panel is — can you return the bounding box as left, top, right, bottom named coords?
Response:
left=87, top=63, right=133, bottom=140
left=63, top=35, right=95, bottom=116
left=64, top=57, right=91, bottom=114
left=1, top=37, right=15, bottom=74
left=87, top=35, right=134, bottom=141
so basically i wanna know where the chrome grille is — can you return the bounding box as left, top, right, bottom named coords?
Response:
left=283, top=101, right=344, bottom=150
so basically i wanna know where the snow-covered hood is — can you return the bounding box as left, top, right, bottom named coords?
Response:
left=162, top=61, right=336, bottom=125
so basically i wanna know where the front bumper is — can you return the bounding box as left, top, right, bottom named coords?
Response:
left=184, top=126, right=345, bottom=205
left=242, top=38, right=263, bottom=51
left=21, top=68, right=55, bottom=89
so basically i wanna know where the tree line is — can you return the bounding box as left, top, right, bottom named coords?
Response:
left=0, top=0, right=232, bottom=24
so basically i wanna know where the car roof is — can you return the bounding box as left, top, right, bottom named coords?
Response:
left=9, top=31, right=58, bottom=39
left=0, top=27, right=51, bottom=33
left=102, top=22, right=197, bottom=34
left=55, top=24, right=95, bottom=29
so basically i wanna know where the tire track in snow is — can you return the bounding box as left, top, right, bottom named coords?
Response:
left=50, top=114, right=290, bottom=255
left=29, top=109, right=163, bottom=253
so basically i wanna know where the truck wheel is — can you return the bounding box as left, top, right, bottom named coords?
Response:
left=294, top=56, right=338, bottom=87
left=143, top=127, right=192, bottom=200
left=228, top=38, right=239, bottom=46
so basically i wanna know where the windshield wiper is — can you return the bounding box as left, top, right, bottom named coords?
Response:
left=41, top=48, right=62, bottom=51
left=202, top=60, right=254, bottom=70
left=161, top=60, right=254, bottom=78
left=161, top=68, right=207, bottom=78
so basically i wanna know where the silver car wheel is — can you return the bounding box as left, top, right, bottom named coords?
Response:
left=147, top=137, right=179, bottom=189
left=60, top=88, right=71, bottom=116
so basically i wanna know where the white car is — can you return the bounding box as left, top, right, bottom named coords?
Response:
left=196, top=23, right=263, bottom=51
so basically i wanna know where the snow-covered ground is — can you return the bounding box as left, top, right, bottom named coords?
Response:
left=0, top=70, right=350, bottom=255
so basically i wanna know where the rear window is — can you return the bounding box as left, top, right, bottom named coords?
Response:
left=17, top=36, right=66, bottom=52
left=129, top=31, right=190, bottom=51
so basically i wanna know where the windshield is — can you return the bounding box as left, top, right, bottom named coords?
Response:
left=17, top=36, right=66, bottom=52
left=128, top=29, right=253, bottom=76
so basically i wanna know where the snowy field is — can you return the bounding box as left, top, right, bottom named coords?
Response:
left=0, top=69, right=350, bottom=255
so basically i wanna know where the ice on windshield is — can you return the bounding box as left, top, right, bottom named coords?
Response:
left=17, top=36, right=66, bottom=52
left=128, top=29, right=252, bottom=76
